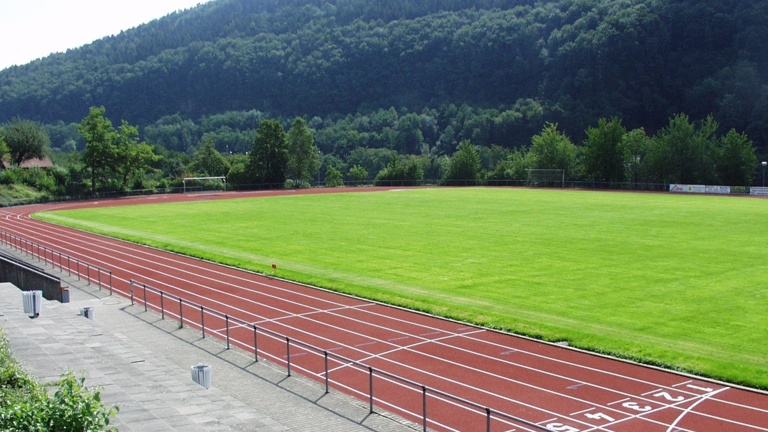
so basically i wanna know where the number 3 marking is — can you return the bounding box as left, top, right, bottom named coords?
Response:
left=622, top=401, right=652, bottom=412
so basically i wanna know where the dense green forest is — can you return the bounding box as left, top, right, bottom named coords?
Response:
left=0, top=0, right=766, bottom=198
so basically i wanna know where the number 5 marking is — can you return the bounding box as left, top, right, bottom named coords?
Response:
left=654, top=391, right=685, bottom=402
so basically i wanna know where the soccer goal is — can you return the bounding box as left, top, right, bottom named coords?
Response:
left=526, top=169, right=564, bottom=188
left=182, top=176, right=227, bottom=193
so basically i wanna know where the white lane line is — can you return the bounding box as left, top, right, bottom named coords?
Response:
left=571, top=407, right=594, bottom=416
left=665, top=388, right=728, bottom=432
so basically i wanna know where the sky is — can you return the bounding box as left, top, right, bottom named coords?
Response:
left=0, top=0, right=213, bottom=70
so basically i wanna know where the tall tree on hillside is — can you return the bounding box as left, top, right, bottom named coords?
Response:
left=286, top=118, right=320, bottom=184
left=529, top=122, right=578, bottom=177
left=647, top=114, right=718, bottom=184
left=623, top=128, right=652, bottom=186
left=2, top=118, right=50, bottom=166
left=442, top=140, right=481, bottom=186
left=0, top=130, right=9, bottom=160
left=582, top=117, right=627, bottom=183
left=79, top=107, right=117, bottom=191
left=78, top=106, right=159, bottom=191
left=249, top=120, right=288, bottom=188
left=716, top=129, right=757, bottom=186
left=113, top=120, right=161, bottom=188
left=192, top=136, right=230, bottom=176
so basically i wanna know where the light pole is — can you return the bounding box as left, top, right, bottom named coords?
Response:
left=763, top=161, right=767, bottom=187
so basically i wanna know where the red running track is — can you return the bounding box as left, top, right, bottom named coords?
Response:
left=2, top=189, right=768, bottom=432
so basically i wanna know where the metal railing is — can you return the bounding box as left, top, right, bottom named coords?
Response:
left=129, top=279, right=552, bottom=432
left=0, top=230, right=113, bottom=294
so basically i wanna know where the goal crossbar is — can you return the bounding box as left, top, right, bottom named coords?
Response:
left=526, top=169, right=564, bottom=188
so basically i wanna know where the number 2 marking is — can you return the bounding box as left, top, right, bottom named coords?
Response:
left=653, top=391, right=685, bottom=402
left=687, top=384, right=714, bottom=392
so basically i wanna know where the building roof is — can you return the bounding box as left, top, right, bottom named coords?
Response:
left=2, top=157, right=54, bottom=169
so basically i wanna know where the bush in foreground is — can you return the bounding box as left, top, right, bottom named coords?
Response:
left=0, top=328, right=118, bottom=431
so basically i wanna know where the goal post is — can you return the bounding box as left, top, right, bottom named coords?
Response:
left=526, top=169, right=564, bottom=188
left=182, top=176, right=227, bottom=193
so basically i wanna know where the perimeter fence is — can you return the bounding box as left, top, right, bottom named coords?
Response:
left=128, top=279, right=553, bottom=432
left=0, top=230, right=113, bottom=293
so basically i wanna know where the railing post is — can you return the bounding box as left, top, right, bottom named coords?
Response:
left=486, top=407, right=491, bottom=432
left=286, top=337, right=291, bottom=376
left=200, top=305, right=205, bottom=338
left=369, top=367, right=374, bottom=414
left=225, top=315, right=230, bottom=349
left=108, top=271, right=112, bottom=295
left=324, top=351, right=329, bottom=394
left=422, top=385, right=427, bottom=432
left=160, top=291, right=165, bottom=319
left=130, top=280, right=134, bottom=305
left=253, top=325, right=258, bottom=362
left=97, top=267, right=102, bottom=290
left=179, top=298, right=184, bottom=327
left=143, top=283, right=147, bottom=312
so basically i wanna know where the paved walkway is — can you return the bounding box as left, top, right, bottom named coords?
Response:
left=0, top=249, right=417, bottom=431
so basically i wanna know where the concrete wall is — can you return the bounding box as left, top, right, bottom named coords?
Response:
left=0, top=253, right=64, bottom=302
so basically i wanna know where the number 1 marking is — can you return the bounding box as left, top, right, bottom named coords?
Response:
left=686, top=384, right=714, bottom=392
left=545, top=423, right=580, bottom=432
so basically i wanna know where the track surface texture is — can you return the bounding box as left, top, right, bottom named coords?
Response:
left=4, top=188, right=768, bottom=432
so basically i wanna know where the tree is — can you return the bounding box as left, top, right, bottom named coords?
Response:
left=286, top=118, right=320, bottom=183
left=249, top=119, right=288, bottom=187
left=325, top=166, right=344, bottom=187
left=113, top=120, right=161, bottom=188
left=348, top=165, right=369, bottom=184
left=78, top=106, right=159, bottom=192
left=716, top=129, right=757, bottom=186
left=2, top=118, right=50, bottom=166
left=0, top=131, right=9, bottom=159
left=442, top=140, right=481, bottom=186
left=582, top=117, right=627, bottom=183
left=78, top=107, right=117, bottom=191
left=623, top=128, right=652, bottom=186
left=529, top=122, right=577, bottom=177
left=647, top=114, right=718, bottom=184
left=192, top=136, right=230, bottom=176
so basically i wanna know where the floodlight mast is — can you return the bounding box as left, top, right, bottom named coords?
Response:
left=762, top=161, right=767, bottom=187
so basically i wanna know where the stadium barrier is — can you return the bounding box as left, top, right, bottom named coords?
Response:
left=129, top=278, right=553, bottom=432
left=0, top=230, right=113, bottom=294
left=0, top=251, right=64, bottom=303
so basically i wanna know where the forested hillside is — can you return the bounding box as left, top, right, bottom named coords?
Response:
left=1, top=0, right=766, bottom=145
left=0, top=0, right=766, bottom=160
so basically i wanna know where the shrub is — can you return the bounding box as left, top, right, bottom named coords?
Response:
left=0, top=329, right=118, bottom=431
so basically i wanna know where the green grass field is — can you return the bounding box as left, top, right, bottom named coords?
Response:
left=35, top=188, right=768, bottom=388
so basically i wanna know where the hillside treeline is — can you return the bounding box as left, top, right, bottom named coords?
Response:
left=0, top=0, right=766, bottom=158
